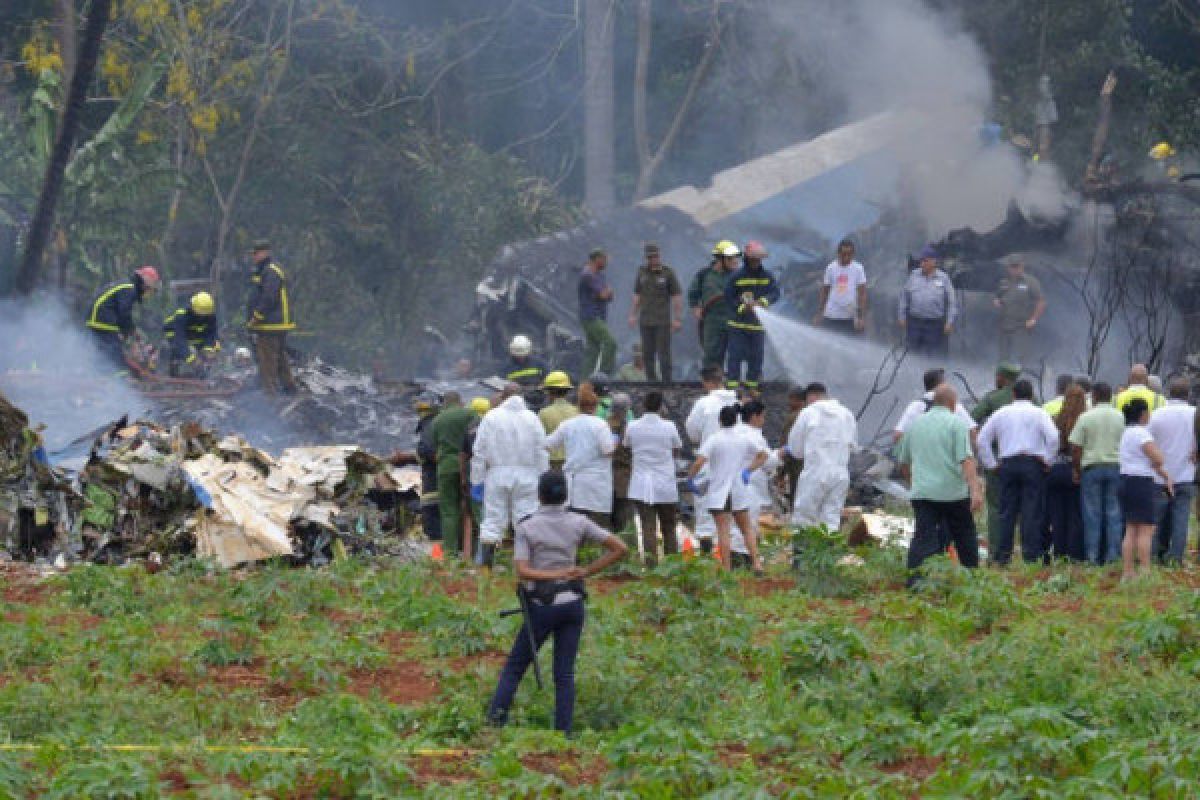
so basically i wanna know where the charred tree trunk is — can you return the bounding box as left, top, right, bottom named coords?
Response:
left=16, top=0, right=113, bottom=295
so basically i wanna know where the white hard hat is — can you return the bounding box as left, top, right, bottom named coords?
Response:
left=234, top=346, right=252, bottom=363
left=509, top=334, right=533, bottom=357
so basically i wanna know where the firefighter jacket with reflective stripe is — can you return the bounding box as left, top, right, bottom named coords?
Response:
left=163, top=308, right=220, bottom=362
left=506, top=356, right=546, bottom=386
left=724, top=264, right=780, bottom=332
left=86, top=277, right=144, bottom=335
left=247, top=260, right=295, bottom=331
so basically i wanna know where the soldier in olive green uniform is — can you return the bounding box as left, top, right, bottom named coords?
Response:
left=628, top=243, right=682, bottom=382
left=971, top=363, right=1020, bottom=558
left=994, top=258, right=1046, bottom=367
left=686, top=241, right=739, bottom=369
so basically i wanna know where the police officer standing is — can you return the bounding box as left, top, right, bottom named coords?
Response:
left=628, top=243, right=682, bottom=382
left=486, top=471, right=628, bottom=734
left=898, top=245, right=957, bottom=356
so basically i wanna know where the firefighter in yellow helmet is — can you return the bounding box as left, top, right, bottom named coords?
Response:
left=686, top=240, right=740, bottom=368
left=539, top=370, right=579, bottom=470
left=163, top=291, right=221, bottom=377
left=1149, top=142, right=1181, bottom=180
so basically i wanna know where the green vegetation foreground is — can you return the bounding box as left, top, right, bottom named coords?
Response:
left=4, top=536, right=1200, bottom=797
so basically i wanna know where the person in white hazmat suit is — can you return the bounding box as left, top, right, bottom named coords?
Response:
left=688, top=404, right=768, bottom=573
left=786, top=383, right=857, bottom=530
left=731, top=399, right=780, bottom=567
left=684, top=365, right=739, bottom=553
left=543, top=383, right=615, bottom=529
left=470, top=385, right=548, bottom=566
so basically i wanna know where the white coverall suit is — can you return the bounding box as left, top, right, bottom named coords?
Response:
left=470, top=394, right=548, bottom=544
left=684, top=388, right=738, bottom=540
left=787, top=398, right=857, bottom=530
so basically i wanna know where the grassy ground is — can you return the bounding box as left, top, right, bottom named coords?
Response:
left=4, top=530, right=1200, bottom=798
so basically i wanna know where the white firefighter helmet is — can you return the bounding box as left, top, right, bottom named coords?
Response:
left=509, top=334, right=533, bottom=358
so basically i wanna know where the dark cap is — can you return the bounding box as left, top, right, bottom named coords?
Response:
left=252, top=239, right=271, bottom=252
left=644, top=242, right=660, bottom=257
left=997, top=362, right=1021, bottom=378
left=588, top=248, right=606, bottom=260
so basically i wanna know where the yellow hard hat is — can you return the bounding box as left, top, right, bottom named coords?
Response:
left=469, top=397, right=491, bottom=415
left=543, top=370, right=572, bottom=390
left=712, top=239, right=736, bottom=256
left=1149, top=142, right=1176, bottom=160
left=190, top=291, right=215, bottom=316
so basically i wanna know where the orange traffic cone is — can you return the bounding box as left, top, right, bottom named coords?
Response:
left=431, top=542, right=444, bottom=562
left=947, top=543, right=958, bottom=564
left=713, top=543, right=722, bottom=562
left=682, top=537, right=695, bottom=559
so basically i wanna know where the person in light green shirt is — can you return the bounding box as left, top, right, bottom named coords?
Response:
left=896, top=385, right=983, bottom=583
left=615, top=343, right=646, bottom=382
left=538, top=373, right=579, bottom=469
left=1068, top=381, right=1125, bottom=563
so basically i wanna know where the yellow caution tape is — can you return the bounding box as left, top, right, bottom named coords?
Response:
left=0, top=743, right=472, bottom=757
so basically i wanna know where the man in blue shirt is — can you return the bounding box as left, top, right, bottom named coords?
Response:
left=578, top=248, right=615, bottom=376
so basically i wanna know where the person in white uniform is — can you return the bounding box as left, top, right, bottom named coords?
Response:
left=470, top=384, right=548, bottom=567
left=544, top=383, right=616, bottom=529
left=624, top=391, right=683, bottom=565
left=684, top=365, right=739, bottom=553
left=688, top=404, right=768, bottom=573
left=731, top=399, right=779, bottom=568
left=787, top=383, right=858, bottom=531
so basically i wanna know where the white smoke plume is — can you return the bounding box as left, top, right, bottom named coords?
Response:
left=0, top=296, right=148, bottom=451
left=765, top=0, right=1072, bottom=238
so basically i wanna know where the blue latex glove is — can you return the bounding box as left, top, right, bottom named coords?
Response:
left=741, top=468, right=753, bottom=485
left=611, top=432, right=622, bottom=448
left=470, top=483, right=485, bottom=503
left=781, top=444, right=794, bottom=458
left=685, top=477, right=700, bottom=494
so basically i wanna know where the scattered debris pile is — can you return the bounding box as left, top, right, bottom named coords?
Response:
left=0, top=392, right=84, bottom=561
left=1, top=391, right=425, bottom=568
left=150, top=358, right=422, bottom=453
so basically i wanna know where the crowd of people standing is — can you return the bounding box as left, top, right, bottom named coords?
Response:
left=899, top=362, right=1198, bottom=582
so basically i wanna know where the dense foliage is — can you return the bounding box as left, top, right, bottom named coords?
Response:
left=5, top=537, right=1200, bottom=796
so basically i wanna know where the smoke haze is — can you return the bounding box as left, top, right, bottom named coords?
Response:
left=764, top=0, right=1072, bottom=238
left=0, top=296, right=148, bottom=451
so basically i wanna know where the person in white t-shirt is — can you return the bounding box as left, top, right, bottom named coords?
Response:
left=1146, top=378, right=1196, bottom=563
left=813, top=238, right=867, bottom=335
left=687, top=404, right=768, bottom=573
left=684, top=365, right=738, bottom=553
left=624, top=391, right=683, bottom=566
left=1118, top=396, right=1173, bottom=580
left=731, top=399, right=779, bottom=569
